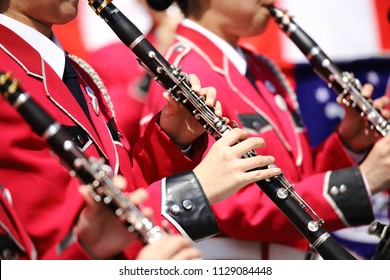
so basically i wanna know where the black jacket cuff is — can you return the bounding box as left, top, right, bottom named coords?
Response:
left=162, top=171, right=219, bottom=241
left=325, top=166, right=374, bottom=226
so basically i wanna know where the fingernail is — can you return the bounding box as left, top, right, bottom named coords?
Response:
left=193, top=85, right=201, bottom=92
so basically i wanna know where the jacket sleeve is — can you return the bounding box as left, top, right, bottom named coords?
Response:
left=129, top=110, right=219, bottom=244
left=0, top=186, right=36, bottom=260
left=40, top=229, right=92, bottom=260
left=131, top=112, right=208, bottom=189
left=202, top=128, right=373, bottom=250
left=145, top=171, right=219, bottom=241
left=323, top=166, right=374, bottom=226
left=312, top=130, right=374, bottom=226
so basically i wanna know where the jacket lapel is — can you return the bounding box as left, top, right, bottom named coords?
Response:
left=43, top=61, right=108, bottom=156
left=69, top=57, right=119, bottom=172
left=0, top=24, right=112, bottom=162
left=175, top=24, right=293, bottom=151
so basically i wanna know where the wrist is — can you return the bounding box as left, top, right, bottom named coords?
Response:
left=76, top=223, right=105, bottom=260
left=337, top=128, right=362, bottom=153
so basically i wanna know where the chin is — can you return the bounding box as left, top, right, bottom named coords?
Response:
left=58, top=2, right=79, bottom=22
left=55, top=16, right=77, bottom=25
left=57, top=10, right=78, bottom=24
left=243, top=28, right=266, bottom=38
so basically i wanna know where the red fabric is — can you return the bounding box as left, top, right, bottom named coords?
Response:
left=0, top=188, right=35, bottom=259
left=53, top=19, right=86, bottom=59
left=374, top=0, right=390, bottom=51
left=0, top=24, right=201, bottom=259
left=85, top=42, right=147, bottom=148
left=141, top=23, right=358, bottom=251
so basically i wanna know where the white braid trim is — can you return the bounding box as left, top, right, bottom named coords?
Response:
left=68, top=54, right=116, bottom=119
left=257, top=54, right=299, bottom=110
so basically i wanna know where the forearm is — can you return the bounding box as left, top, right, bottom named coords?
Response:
left=131, top=113, right=208, bottom=187
left=209, top=169, right=373, bottom=245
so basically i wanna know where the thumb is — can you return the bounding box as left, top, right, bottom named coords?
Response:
left=78, top=185, right=100, bottom=211
left=162, top=91, right=180, bottom=114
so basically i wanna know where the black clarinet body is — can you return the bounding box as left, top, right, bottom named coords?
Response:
left=268, top=6, right=390, bottom=137
left=88, top=0, right=229, bottom=138
left=0, top=72, right=163, bottom=244
left=368, top=221, right=390, bottom=259
left=88, top=0, right=356, bottom=259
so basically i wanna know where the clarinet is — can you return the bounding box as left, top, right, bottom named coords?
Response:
left=368, top=221, right=390, bottom=260
left=0, top=72, right=163, bottom=244
left=268, top=6, right=390, bottom=137
left=88, top=0, right=356, bottom=259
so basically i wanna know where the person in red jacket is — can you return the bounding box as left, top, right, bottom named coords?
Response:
left=0, top=0, right=280, bottom=259
left=83, top=0, right=183, bottom=147
left=142, top=0, right=390, bottom=259
left=0, top=180, right=201, bottom=260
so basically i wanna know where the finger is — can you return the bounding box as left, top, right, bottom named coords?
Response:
left=217, top=128, right=249, bottom=146
left=337, top=94, right=358, bottom=111
left=241, top=165, right=282, bottom=184
left=112, top=175, right=127, bottom=190
left=361, top=83, right=374, bottom=98
left=140, top=206, right=154, bottom=220
left=154, top=235, right=193, bottom=259
left=373, top=95, right=390, bottom=110
left=213, top=100, right=223, bottom=118
left=201, top=86, right=217, bottom=108
left=239, top=155, right=276, bottom=172
left=128, top=188, right=149, bottom=206
left=162, top=91, right=178, bottom=107
left=161, top=92, right=183, bottom=118
left=230, top=136, right=267, bottom=157
left=170, top=247, right=203, bottom=260
left=78, top=185, right=98, bottom=206
left=162, top=90, right=170, bottom=102
left=380, top=109, right=390, bottom=120
left=188, top=74, right=201, bottom=92
left=336, top=95, right=345, bottom=106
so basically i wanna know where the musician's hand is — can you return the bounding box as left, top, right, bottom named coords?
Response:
left=136, top=234, right=202, bottom=260
left=77, top=176, right=153, bottom=259
left=159, top=74, right=223, bottom=147
left=338, top=83, right=390, bottom=153
left=359, top=134, right=390, bottom=194
left=193, top=128, right=281, bottom=204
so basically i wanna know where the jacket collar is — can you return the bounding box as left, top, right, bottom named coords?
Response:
left=0, top=24, right=115, bottom=163
left=180, top=19, right=247, bottom=75
left=0, top=16, right=65, bottom=78
left=176, top=23, right=226, bottom=73
left=173, top=23, right=303, bottom=157
left=0, top=24, right=43, bottom=78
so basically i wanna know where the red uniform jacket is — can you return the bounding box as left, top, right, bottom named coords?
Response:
left=142, top=23, right=374, bottom=252
left=0, top=24, right=218, bottom=259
